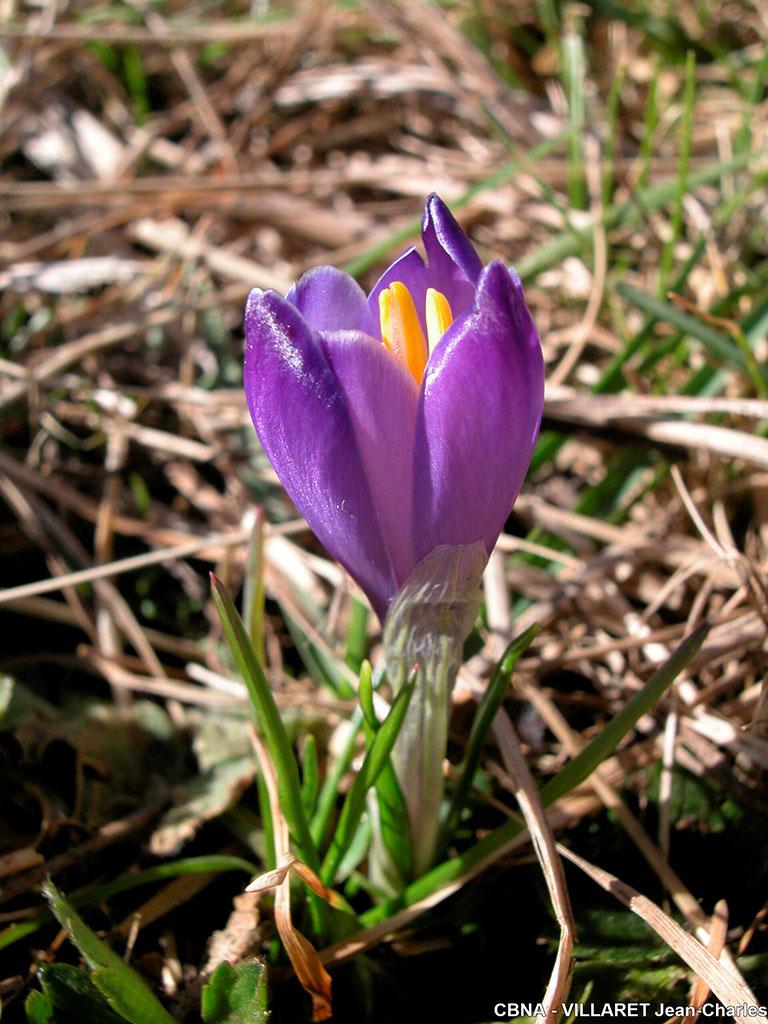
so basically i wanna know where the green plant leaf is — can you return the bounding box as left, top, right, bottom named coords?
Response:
left=370, top=759, right=412, bottom=884
left=438, top=624, right=539, bottom=855
left=26, top=964, right=136, bottom=1024
left=321, top=673, right=416, bottom=883
left=538, top=622, right=708, bottom=807
left=311, top=708, right=364, bottom=850
left=25, top=990, right=54, bottom=1024
left=42, top=881, right=175, bottom=1024
left=91, top=970, right=177, bottom=1024
left=344, top=598, right=369, bottom=673
left=210, top=574, right=320, bottom=871
left=358, top=661, right=412, bottom=882
left=201, top=960, right=269, bottom=1023
left=1, top=855, right=256, bottom=953
left=301, top=733, right=320, bottom=818
left=617, top=282, right=764, bottom=383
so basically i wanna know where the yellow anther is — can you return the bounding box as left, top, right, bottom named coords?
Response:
left=378, top=281, right=428, bottom=383
left=425, top=288, right=453, bottom=352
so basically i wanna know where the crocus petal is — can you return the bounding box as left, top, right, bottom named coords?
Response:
left=244, top=289, right=398, bottom=618
left=421, top=193, right=482, bottom=315
left=412, top=260, right=544, bottom=563
left=286, top=265, right=368, bottom=333
left=319, top=330, right=419, bottom=587
left=360, top=247, right=428, bottom=338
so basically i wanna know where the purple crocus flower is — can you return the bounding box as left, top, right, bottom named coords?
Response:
left=244, top=194, right=544, bottom=623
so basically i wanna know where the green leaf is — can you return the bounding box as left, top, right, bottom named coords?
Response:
left=201, top=960, right=269, bottom=1024
left=210, top=575, right=320, bottom=871
left=321, top=674, right=416, bottom=883
left=242, top=512, right=267, bottom=665
left=25, top=990, right=54, bottom=1024
left=344, top=598, right=369, bottom=673
left=358, top=660, right=376, bottom=728
left=516, top=148, right=757, bottom=284
left=311, top=708, right=364, bottom=849
left=617, top=282, right=764, bottom=383
left=438, top=624, right=539, bottom=855
left=42, top=881, right=176, bottom=1024
left=301, top=733, right=320, bottom=818
left=562, top=9, right=587, bottom=209
left=539, top=622, right=708, bottom=807
left=370, top=759, right=412, bottom=884
left=26, top=964, right=127, bottom=1024
left=358, top=660, right=413, bottom=882
left=92, top=970, right=180, bottom=1024
left=2, top=855, right=257, bottom=954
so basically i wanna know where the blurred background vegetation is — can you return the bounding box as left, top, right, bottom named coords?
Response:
left=1, top=0, right=767, bottom=1021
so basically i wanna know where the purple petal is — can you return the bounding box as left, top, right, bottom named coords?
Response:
left=319, top=330, right=419, bottom=588
left=421, top=193, right=482, bottom=315
left=360, top=197, right=483, bottom=339
left=286, top=266, right=368, bottom=333
left=360, top=246, right=428, bottom=338
left=412, top=261, right=544, bottom=563
left=244, top=289, right=399, bottom=618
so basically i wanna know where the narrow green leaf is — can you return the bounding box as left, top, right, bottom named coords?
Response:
left=201, top=961, right=269, bottom=1024
left=311, top=708, right=364, bottom=849
left=210, top=574, right=320, bottom=870
left=540, top=623, right=708, bottom=807
left=24, top=990, right=54, bottom=1024
left=1, top=856, right=256, bottom=953
left=602, top=61, right=626, bottom=207
left=92, top=970, right=175, bottom=1024
left=357, top=661, right=414, bottom=881
left=242, top=510, right=266, bottom=665
left=370, top=758, right=412, bottom=883
left=42, top=881, right=175, bottom=1024
left=517, top=148, right=757, bottom=283
left=636, top=58, right=659, bottom=192
left=358, top=660, right=376, bottom=729
left=562, top=10, right=587, bottom=209
left=321, top=675, right=415, bottom=883
left=658, top=51, right=695, bottom=294
left=618, top=283, right=768, bottom=390
left=301, top=733, right=320, bottom=819
left=345, top=598, right=369, bottom=672
left=438, top=625, right=539, bottom=855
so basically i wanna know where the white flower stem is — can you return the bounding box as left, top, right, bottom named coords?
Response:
left=382, top=542, right=487, bottom=878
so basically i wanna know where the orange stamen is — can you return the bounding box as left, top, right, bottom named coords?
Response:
left=425, top=288, right=453, bottom=353
left=379, top=282, right=428, bottom=383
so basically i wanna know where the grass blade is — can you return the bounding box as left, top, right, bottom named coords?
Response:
left=517, top=148, right=758, bottom=283
left=438, top=625, right=539, bottom=856
left=0, top=855, right=256, bottom=953
left=43, top=880, right=176, bottom=1024
left=657, top=51, right=695, bottom=295
left=321, top=674, right=415, bottom=883
left=210, top=574, right=320, bottom=871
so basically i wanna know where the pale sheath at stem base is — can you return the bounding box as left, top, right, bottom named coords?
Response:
left=382, top=541, right=488, bottom=879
